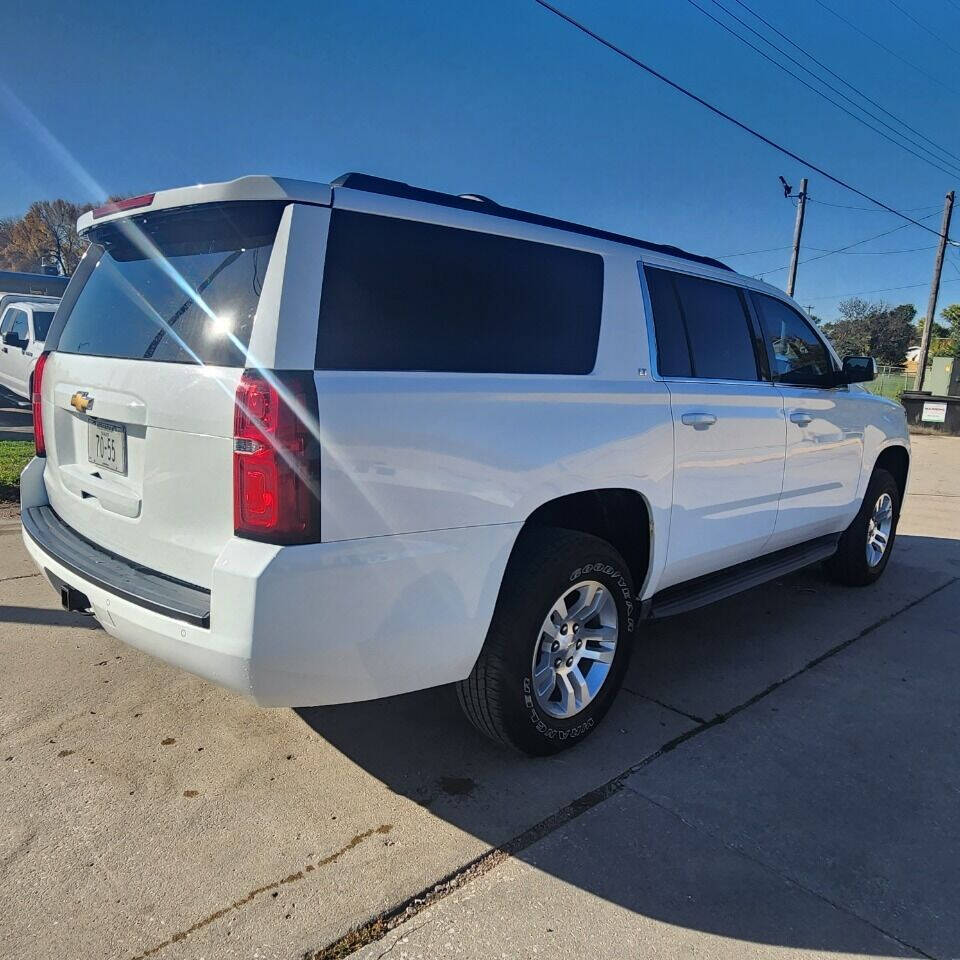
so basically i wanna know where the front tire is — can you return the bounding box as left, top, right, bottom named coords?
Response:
left=456, top=527, right=637, bottom=755
left=824, top=467, right=900, bottom=587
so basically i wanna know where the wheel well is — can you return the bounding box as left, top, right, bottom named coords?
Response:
left=522, top=489, right=651, bottom=593
left=874, top=445, right=909, bottom=503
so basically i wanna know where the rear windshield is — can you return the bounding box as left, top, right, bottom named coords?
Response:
left=32, top=309, right=55, bottom=341
left=56, top=201, right=284, bottom=366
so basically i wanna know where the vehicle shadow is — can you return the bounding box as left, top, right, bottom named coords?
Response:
left=296, top=532, right=960, bottom=956
left=0, top=394, right=33, bottom=443
left=0, top=604, right=101, bottom=629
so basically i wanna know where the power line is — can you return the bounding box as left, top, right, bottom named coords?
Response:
left=721, top=245, right=792, bottom=257
left=762, top=223, right=918, bottom=274
left=805, top=197, right=941, bottom=213
left=834, top=244, right=936, bottom=255
left=756, top=211, right=943, bottom=276
left=812, top=0, right=960, bottom=97
left=886, top=0, right=960, bottom=60
left=682, top=0, right=960, bottom=180
left=725, top=0, right=960, bottom=170
left=717, top=244, right=932, bottom=262
left=806, top=276, right=960, bottom=302
left=724, top=242, right=935, bottom=258
left=532, top=0, right=956, bottom=241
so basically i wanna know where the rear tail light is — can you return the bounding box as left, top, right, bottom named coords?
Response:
left=233, top=370, right=320, bottom=544
left=32, top=351, right=50, bottom=457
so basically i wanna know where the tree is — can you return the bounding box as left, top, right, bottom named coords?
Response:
left=917, top=316, right=950, bottom=341
left=0, top=199, right=93, bottom=275
left=820, top=299, right=915, bottom=366
left=934, top=303, right=960, bottom=357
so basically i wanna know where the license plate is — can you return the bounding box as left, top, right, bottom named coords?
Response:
left=88, top=419, right=127, bottom=474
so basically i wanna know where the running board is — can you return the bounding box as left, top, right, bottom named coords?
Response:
left=644, top=533, right=841, bottom=621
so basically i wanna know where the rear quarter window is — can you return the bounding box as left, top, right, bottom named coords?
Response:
left=54, top=201, right=284, bottom=366
left=316, top=211, right=604, bottom=373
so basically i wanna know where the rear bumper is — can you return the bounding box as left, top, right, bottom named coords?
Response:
left=21, top=459, right=520, bottom=706
left=23, top=505, right=211, bottom=627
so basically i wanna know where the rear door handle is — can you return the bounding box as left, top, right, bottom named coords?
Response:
left=790, top=412, right=813, bottom=426
left=681, top=412, right=717, bottom=429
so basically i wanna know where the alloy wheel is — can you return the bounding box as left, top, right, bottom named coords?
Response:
left=866, top=492, right=894, bottom=567
left=530, top=580, right=619, bottom=719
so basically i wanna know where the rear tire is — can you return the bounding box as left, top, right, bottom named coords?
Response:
left=824, top=467, right=900, bottom=587
left=456, top=527, right=637, bottom=755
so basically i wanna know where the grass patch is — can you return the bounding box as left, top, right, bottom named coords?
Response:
left=865, top=375, right=912, bottom=402
left=0, top=440, right=34, bottom=502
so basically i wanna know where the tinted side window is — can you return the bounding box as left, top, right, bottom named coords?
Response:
left=673, top=274, right=758, bottom=381
left=646, top=269, right=759, bottom=381
left=317, top=211, right=603, bottom=373
left=0, top=309, right=16, bottom=335
left=645, top=267, right=692, bottom=377
left=754, top=294, right=833, bottom=384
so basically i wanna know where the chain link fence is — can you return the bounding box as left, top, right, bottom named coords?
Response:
left=864, top=365, right=913, bottom=400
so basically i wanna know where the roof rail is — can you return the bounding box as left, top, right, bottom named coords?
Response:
left=331, top=172, right=730, bottom=271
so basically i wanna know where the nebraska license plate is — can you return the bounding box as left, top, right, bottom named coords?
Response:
left=87, top=418, right=127, bottom=474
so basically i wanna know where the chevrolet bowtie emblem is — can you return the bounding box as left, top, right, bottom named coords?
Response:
left=70, top=391, right=93, bottom=413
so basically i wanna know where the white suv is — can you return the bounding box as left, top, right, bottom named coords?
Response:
left=21, top=174, right=910, bottom=754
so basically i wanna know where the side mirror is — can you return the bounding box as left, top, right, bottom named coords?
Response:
left=841, top=355, right=876, bottom=384
left=2, top=331, right=24, bottom=348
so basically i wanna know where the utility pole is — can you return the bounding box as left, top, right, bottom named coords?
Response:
left=786, top=178, right=808, bottom=298
left=914, top=189, right=955, bottom=391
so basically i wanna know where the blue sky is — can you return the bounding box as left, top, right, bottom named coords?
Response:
left=3, top=0, right=960, bottom=322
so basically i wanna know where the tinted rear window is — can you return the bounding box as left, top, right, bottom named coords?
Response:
left=316, top=211, right=603, bottom=373
left=32, top=309, right=55, bottom=341
left=645, top=267, right=758, bottom=381
left=55, top=201, right=284, bottom=366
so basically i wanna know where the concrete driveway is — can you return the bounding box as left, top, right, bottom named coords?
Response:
left=1, top=436, right=958, bottom=960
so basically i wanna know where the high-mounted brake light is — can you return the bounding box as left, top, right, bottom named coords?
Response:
left=32, top=352, right=50, bottom=457
left=233, top=371, right=320, bottom=544
left=92, top=193, right=156, bottom=219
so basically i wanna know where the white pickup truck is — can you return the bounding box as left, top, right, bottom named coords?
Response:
left=0, top=297, right=58, bottom=400
left=20, top=174, right=909, bottom=754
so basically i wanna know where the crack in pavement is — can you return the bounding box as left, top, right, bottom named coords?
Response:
left=621, top=686, right=707, bottom=725
left=307, top=576, right=958, bottom=960
left=129, top=825, right=392, bottom=960
left=0, top=572, right=39, bottom=583
left=374, top=919, right=436, bottom=960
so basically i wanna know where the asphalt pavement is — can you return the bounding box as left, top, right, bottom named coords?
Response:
left=1, top=436, right=958, bottom=960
